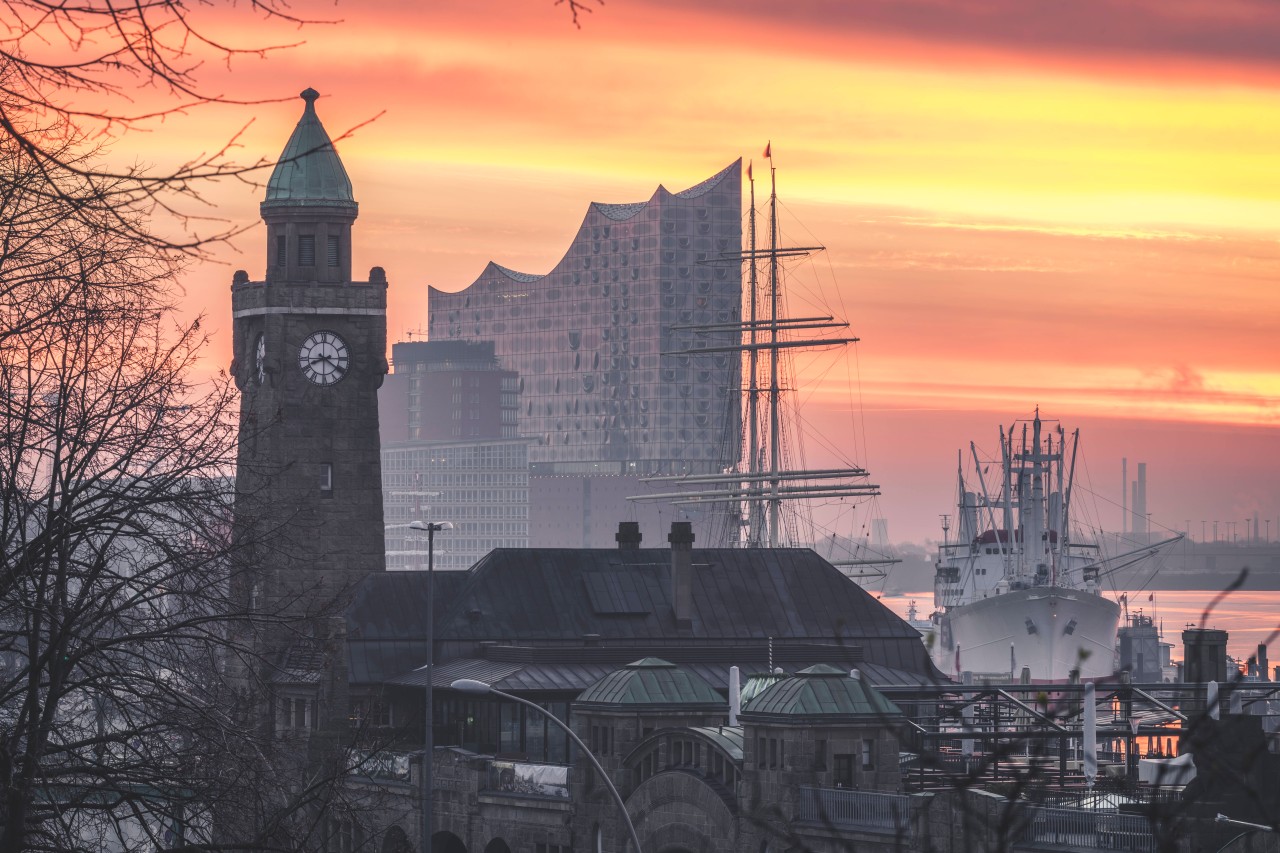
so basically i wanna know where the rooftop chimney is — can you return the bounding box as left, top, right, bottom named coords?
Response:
left=669, top=521, right=695, bottom=628
left=616, top=521, right=642, bottom=550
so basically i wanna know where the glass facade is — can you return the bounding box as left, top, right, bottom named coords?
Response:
left=427, top=161, right=743, bottom=477
left=382, top=439, right=530, bottom=571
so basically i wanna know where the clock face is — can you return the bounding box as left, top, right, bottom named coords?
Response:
left=298, top=331, right=349, bottom=385
left=254, top=333, right=266, bottom=384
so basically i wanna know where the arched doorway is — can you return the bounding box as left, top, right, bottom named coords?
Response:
left=431, top=830, right=467, bottom=853
left=382, top=826, right=413, bottom=853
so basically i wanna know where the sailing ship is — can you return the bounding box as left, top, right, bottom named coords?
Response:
left=628, top=150, right=890, bottom=574
left=930, top=410, right=1180, bottom=681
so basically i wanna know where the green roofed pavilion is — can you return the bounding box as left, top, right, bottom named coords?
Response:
left=575, top=658, right=725, bottom=711
left=740, top=664, right=904, bottom=723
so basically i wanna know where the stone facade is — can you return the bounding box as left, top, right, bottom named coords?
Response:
left=229, top=90, right=389, bottom=827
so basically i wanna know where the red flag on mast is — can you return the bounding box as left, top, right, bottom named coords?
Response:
left=764, top=141, right=772, bottom=158
left=747, top=161, right=753, bottom=181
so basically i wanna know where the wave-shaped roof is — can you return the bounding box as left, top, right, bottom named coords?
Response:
left=490, top=262, right=544, bottom=283
left=674, top=161, right=738, bottom=199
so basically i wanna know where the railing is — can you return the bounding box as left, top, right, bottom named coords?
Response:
left=1021, top=805, right=1156, bottom=852
left=796, top=787, right=912, bottom=833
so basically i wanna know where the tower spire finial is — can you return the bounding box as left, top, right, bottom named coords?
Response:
left=301, top=87, right=319, bottom=105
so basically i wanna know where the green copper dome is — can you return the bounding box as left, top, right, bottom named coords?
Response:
left=740, top=665, right=903, bottom=723
left=263, top=88, right=355, bottom=207
left=576, top=658, right=724, bottom=710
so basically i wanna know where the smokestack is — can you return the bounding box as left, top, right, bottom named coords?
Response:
left=1135, top=462, right=1148, bottom=539
left=668, top=521, right=695, bottom=628
left=1259, top=644, right=1270, bottom=682
left=1122, top=457, right=1128, bottom=536
left=616, top=521, right=642, bottom=550
left=728, top=666, right=741, bottom=725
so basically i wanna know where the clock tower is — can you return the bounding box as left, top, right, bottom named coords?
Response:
left=232, top=88, right=387, bottom=626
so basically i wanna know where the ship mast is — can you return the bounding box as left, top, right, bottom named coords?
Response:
left=767, top=159, right=782, bottom=546
left=630, top=148, right=874, bottom=552
left=746, top=163, right=764, bottom=546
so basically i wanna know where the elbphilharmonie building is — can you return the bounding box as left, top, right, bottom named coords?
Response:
left=427, top=161, right=743, bottom=547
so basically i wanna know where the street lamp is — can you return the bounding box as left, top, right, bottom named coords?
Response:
left=410, top=520, right=453, bottom=853
left=450, top=678, right=643, bottom=853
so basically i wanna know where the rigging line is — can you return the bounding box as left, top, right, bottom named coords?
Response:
left=775, top=197, right=839, bottom=316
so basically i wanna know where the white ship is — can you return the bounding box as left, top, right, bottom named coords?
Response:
left=930, top=411, right=1178, bottom=681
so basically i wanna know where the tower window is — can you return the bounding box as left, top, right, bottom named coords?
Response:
left=299, top=235, right=316, bottom=266
left=320, top=462, right=333, bottom=492
left=276, top=235, right=286, bottom=265
left=326, top=235, right=339, bottom=267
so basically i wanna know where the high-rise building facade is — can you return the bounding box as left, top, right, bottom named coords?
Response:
left=382, top=440, right=529, bottom=571
left=379, top=340, right=518, bottom=443
left=379, top=339, right=530, bottom=571
left=426, top=162, right=743, bottom=547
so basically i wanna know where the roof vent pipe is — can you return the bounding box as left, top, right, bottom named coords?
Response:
left=669, top=521, right=695, bottom=627
left=616, top=521, right=642, bottom=550
left=849, top=669, right=861, bottom=681
left=729, top=666, right=741, bottom=726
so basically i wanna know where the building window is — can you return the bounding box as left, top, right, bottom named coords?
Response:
left=834, top=754, right=854, bottom=788
left=320, top=463, right=333, bottom=492
left=862, top=738, right=876, bottom=771
left=276, top=234, right=286, bottom=264
left=279, top=696, right=319, bottom=734
left=814, top=739, right=827, bottom=770
left=299, top=235, right=316, bottom=266
left=326, top=235, right=339, bottom=267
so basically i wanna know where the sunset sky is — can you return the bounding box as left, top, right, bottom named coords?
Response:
left=126, top=0, right=1280, bottom=544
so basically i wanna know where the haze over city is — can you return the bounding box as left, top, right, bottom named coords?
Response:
left=133, top=0, right=1279, bottom=545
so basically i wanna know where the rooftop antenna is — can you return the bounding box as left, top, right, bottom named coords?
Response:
left=940, top=514, right=951, bottom=548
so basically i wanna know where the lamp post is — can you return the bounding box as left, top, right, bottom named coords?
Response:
left=451, top=678, right=643, bottom=853
left=410, top=520, right=453, bottom=853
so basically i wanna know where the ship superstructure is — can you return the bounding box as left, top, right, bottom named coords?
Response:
left=931, top=411, right=1178, bottom=681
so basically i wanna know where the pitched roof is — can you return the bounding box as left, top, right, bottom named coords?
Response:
left=352, top=546, right=945, bottom=687
left=345, top=570, right=471, bottom=684
left=264, top=88, right=356, bottom=207
left=576, top=658, right=724, bottom=710
left=438, top=547, right=924, bottom=644
left=739, top=665, right=904, bottom=723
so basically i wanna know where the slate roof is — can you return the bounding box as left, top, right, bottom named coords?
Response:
left=264, top=88, right=356, bottom=207
left=353, top=546, right=945, bottom=689
left=575, top=658, right=724, bottom=710
left=273, top=641, right=325, bottom=685
left=346, top=570, right=471, bottom=684
left=740, top=664, right=904, bottom=723
left=438, top=547, right=925, bottom=644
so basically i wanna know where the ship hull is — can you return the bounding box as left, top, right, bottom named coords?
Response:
left=931, top=586, right=1120, bottom=681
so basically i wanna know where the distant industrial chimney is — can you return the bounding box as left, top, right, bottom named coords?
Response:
left=616, top=521, right=642, bottom=550
left=669, top=521, right=695, bottom=628
left=1133, top=462, right=1148, bottom=540
left=1259, top=644, right=1270, bottom=682
left=1121, top=457, right=1128, bottom=536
